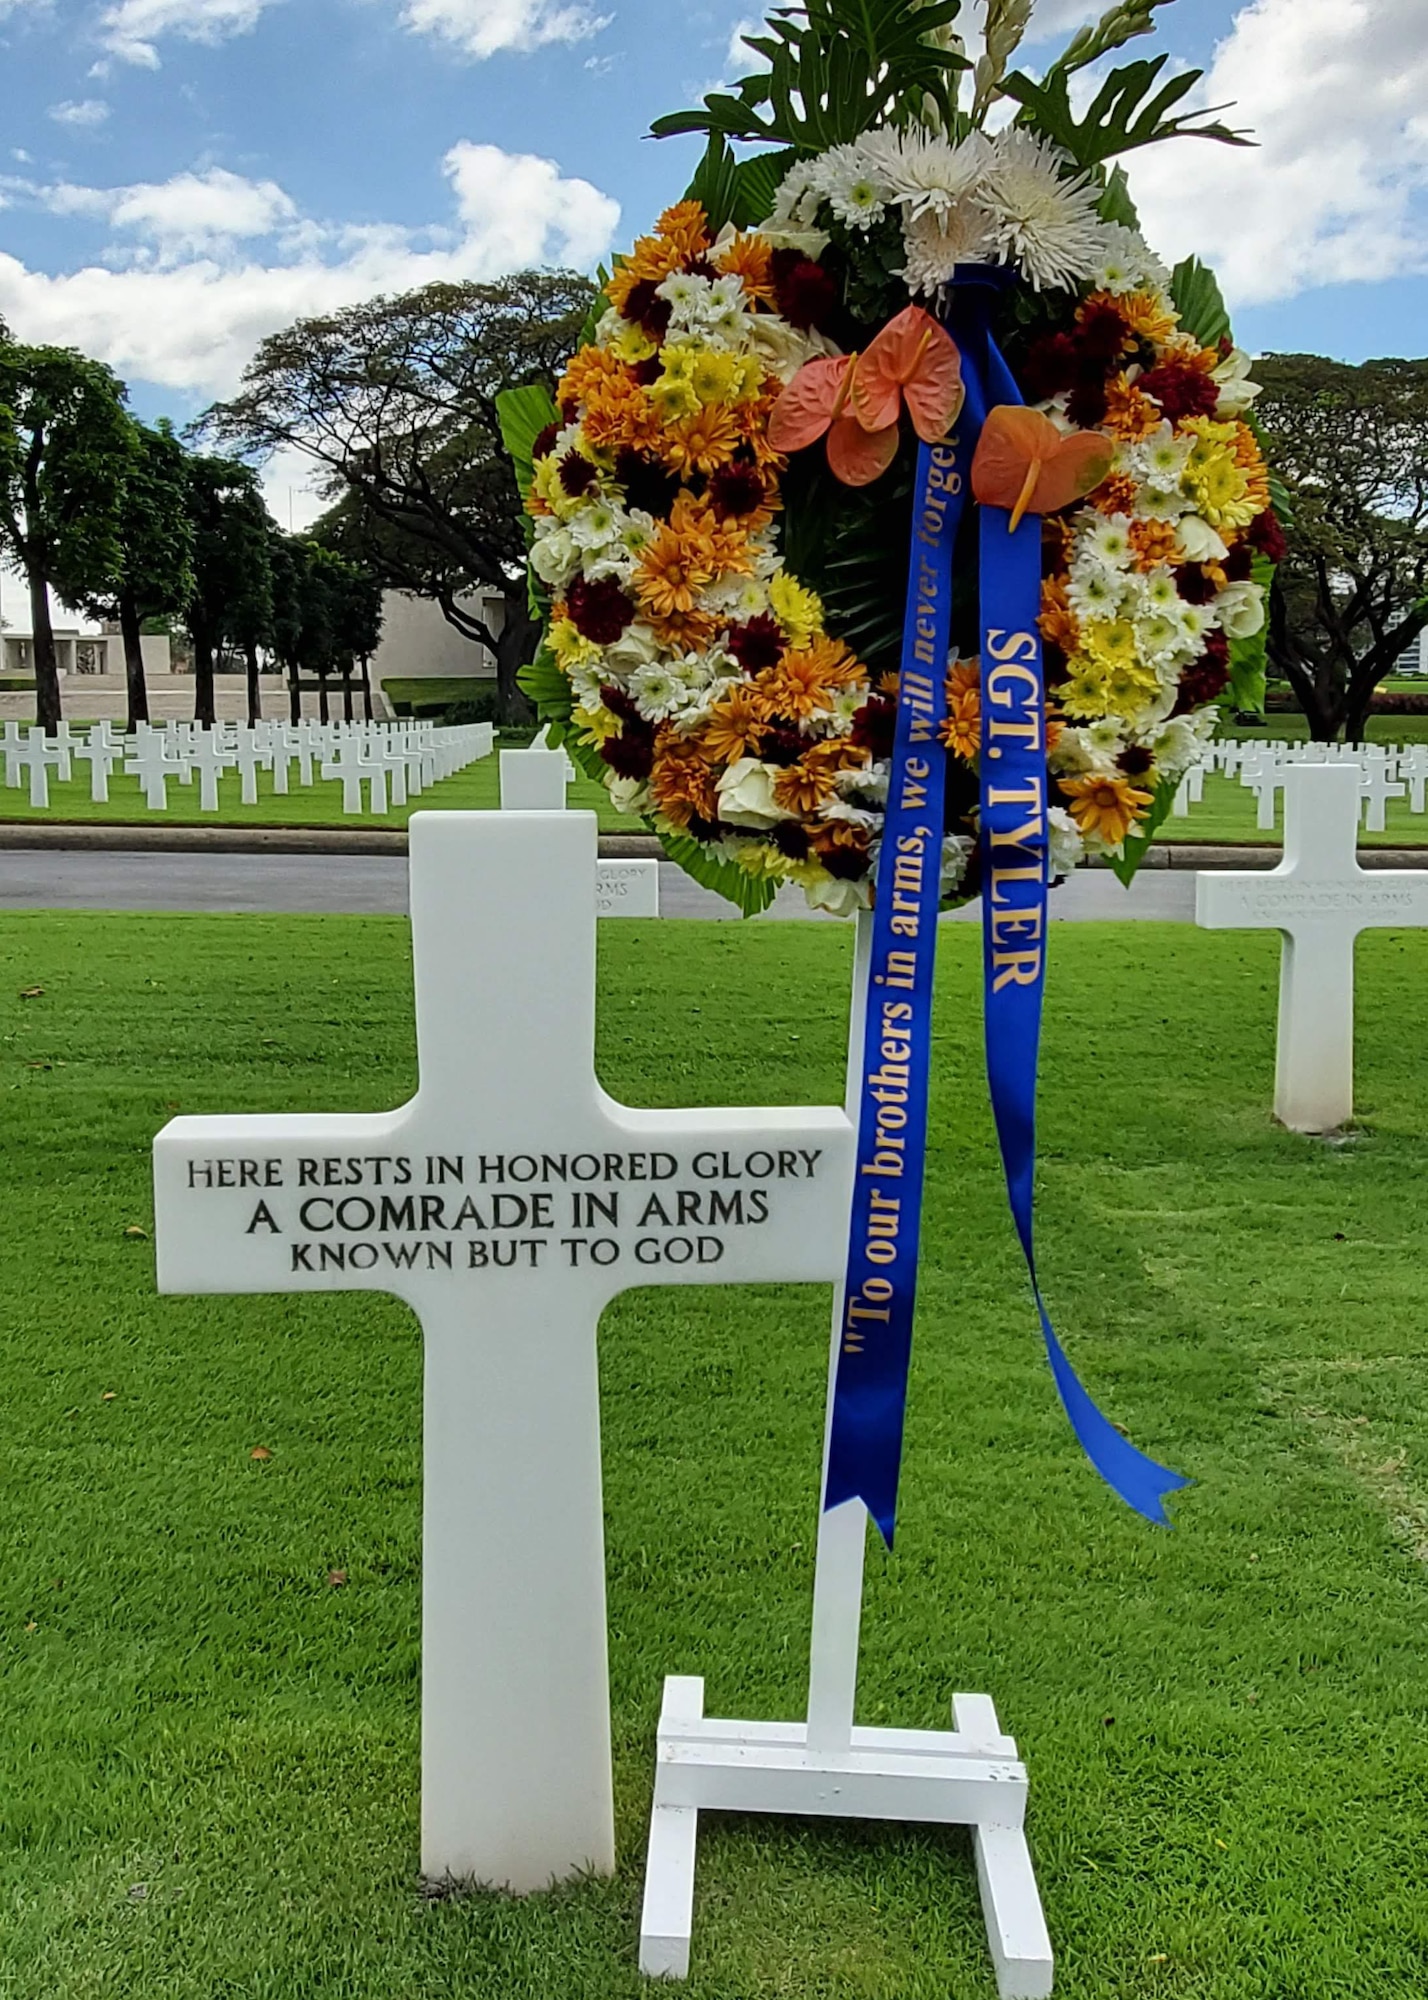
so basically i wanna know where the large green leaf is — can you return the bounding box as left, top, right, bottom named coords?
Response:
left=1097, top=163, right=1140, bottom=228
left=495, top=382, right=558, bottom=501
left=1107, top=773, right=1178, bottom=886
left=683, top=138, right=799, bottom=234
left=656, top=827, right=779, bottom=916
left=1169, top=257, right=1231, bottom=348
left=516, top=640, right=571, bottom=718
left=1002, top=54, right=1252, bottom=167
left=652, top=0, right=969, bottom=153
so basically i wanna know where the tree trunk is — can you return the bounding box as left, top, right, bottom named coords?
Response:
left=361, top=655, right=373, bottom=723
left=191, top=610, right=216, bottom=728
left=318, top=669, right=330, bottom=724
left=245, top=640, right=262, bottom=726
left=342, top=667, right=354, bottom=724
left=494, top=593, right=538, bottom=728
left=28, top=566, right=62, bottom=736
left=288, top=663, right=302, bottom=724
left=119, top=592, right=150, bottom=730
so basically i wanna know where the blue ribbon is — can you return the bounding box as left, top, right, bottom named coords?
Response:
left=824, top=276, right=1187, bottom=1545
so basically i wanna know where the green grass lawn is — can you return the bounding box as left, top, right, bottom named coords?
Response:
left=1220, top=713, right=1428, bottom=746
left=0, top=752, right=629, bottom=831
left=3, top=914, right=1428, bottom=1996
left=1162, top=771, right=1428, bottom=847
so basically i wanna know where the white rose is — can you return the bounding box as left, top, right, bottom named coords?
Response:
left=1047, top=806, right=1085, bottom=879
left=806, top=872, right=868, bottom=917
left=1212, top=347, right=1263, bottom=416
left=1175, top=516, right=1229, bottom=564
left=529, top=525, right=579, bottom=588
left=608, top=775, right=651, bottom=816
left=1215, top=579, right=1266, bottom=639
left=604, top=622, right=661, bottom=674
left=716, top=757, right=791, bottom=828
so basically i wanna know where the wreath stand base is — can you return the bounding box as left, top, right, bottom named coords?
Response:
left=638, top=921, right=1055, bottom=1999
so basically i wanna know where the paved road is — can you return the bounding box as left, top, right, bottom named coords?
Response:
left=0, top=848, right=1205, bottom=921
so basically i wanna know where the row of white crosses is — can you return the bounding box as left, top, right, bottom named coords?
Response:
left=154, top=810, right=1050, bottom=1997
left=1182, top=738, right=1428, bottom=834
left=1, top=718, right=494, bottom=813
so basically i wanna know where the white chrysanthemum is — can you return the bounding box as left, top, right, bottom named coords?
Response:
left=630, top=664, right=688, bottom=723
left=1066, top=564, right=1124, bottom=621
left=762, top=161, right=830, bottom=256
left=1133, top=421, right=1193, bottom=487
left=980, top=129, right=1107, bottom=291
left=822, top=796, right=880, bottom=831
left=826, top=685, right=863, bottom=735
left=1047, top=806, right=1085, bottom=878
left=940, top=834, right=974, bottom=899
left=608, top=774, right=651, bottom=816
left=582, top=541, right=637, bottom=585
left=1135, top=612, right=1184, bottom=664
left=568, top=497, right=622, bottom=551
left=1150, top=712, right=1214, bottom=780
left=812, top=141, right=888, bottom=230
left=1136, top=481, right=1192, bottom=522
left=565, top=660, right=607, bottom=707
left=1049, top=726, right=1105, bottom=777
left=857, top=128, right=990, bottom=222
left=1141, top=568, right=1182, bottom=613
left=702, top=572, right=770, bottom=620
left=899, top=202, right=994, bottom=295
left=1083, top=513, right=1135, bottom=570
left=1176, top=603, right=1217, bottom=649
left=1089, top=221, right=1170, bottom=298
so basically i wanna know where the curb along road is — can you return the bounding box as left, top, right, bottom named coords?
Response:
left=1, top=821, right=1426, bottom=871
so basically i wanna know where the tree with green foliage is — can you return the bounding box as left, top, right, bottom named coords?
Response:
left=186, top=455, right=274, bottom=727
left=1252, top=353, right=1428, bottom=742
left=80, top=418, right=194, bottom=731
left=202, top=272, right=595, bottom=724
left=0, top=342, right=134, bottom=733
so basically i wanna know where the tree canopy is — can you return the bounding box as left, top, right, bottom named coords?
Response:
left=1256, top=353, right=1428, bottom=741
left=202, top=270, right=596, bottom=721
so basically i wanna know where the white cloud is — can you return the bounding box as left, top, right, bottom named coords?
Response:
left=402, top=0, right=609, bottom=58
left=0, top=145, right=619, bottom=396
left=100, top=0, right=270, bottom=66
left=1128, top=0, right=1428, bottom=307
left=47, top=99, right=112, bottom=128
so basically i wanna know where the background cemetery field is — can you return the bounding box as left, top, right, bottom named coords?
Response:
left=1163, top=772, right=1428, bottom=846
left=3, top=913, right=1428, bottom=1998
left=0, top=754, right=629, bottom=831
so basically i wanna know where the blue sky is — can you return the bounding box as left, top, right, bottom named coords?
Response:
left=1, top=0, right=1425, bottom=472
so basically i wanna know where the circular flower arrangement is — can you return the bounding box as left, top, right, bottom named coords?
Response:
left=507, top=5, right=1280, bottom=916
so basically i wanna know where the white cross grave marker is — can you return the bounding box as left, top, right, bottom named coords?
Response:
left=153, top=811, right=852, bottom=1893
left=1359, top=753, right=1405, bottom=833
left=74, top=727, right=124, bottom=803
left=1197, top=764, right=1428, bottom=1132
left=189, top=727, right=237, bottom=812
left=18, top=728, right=62, bottom=807
left=1402, top=743, right=1428, bottom=814
left=595, top=860, right=660, bottom=918
left=231, top=727, right=267, bottom=806
left=124, top=731, right=180, bottom=810
left=322, top=734, right=387, bottom=815
left=500, top=742, right=569, bottom=810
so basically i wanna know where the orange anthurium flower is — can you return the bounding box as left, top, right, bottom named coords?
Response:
left=848, top=305, right=963, bottom=442
left=769, top=307, right=964, bottom=490
left=971, top=406, right=1116, bottom=532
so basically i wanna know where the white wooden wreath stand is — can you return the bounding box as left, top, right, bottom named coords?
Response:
left=639, top=917, right=1053, bottom=1996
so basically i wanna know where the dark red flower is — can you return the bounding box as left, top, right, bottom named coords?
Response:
left=770, top=819, right=812, bottom=860
left=631, top=355, right=663, bottom=387
left=1018, top=333, right=1077, bottom=402
left=685, top=256, right=718, bottom=281
left=1173, top=635, right=1231, bottom=714
left=599, top=682, right=642, bottom=725
left=614, top=448, right=680, bottom=520
left=850, top=694, right=895, bottom=760
left=561, top=397, right=579, bottom=426
left=1174, top=563, right=1220, bottom=606
left=568, top=576, right=634, bottom=646
left=599, top=725, right=655, bottom=780
left=558, top=450, right=598, bottom=499
left=1117, top=744, right=1154, bottom=778
left=771, top=248, right=838, bottom=331
left=823, top=845, right=870, bottom=882
left=1066, top=370, right=1110, bottom=429
left=1073, top=300, right=1130, bottom=364
left=726, top=615, right=784, bottom=674
left=1247, top=506, right=1288, bottom=565
left=1138, top=358, right=1220, bottom=423
left=621, top=278, right=673, bottom=343
left=531, top=422, right=561, bottom=462
left=758, top=725, right=805, bottom=766
left=708, top=461, right=766, bottom=520
left=1222, top=540, right=1255, bottom=583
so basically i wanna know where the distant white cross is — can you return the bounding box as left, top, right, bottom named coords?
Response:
left=188, top=728, right=237, bottom=812
left=1359, top=754, right=1405, bottom=833
left=231, top=727, right=266, bottom=807
left=124, top=731, right=180, bottom=810
left=1240, top=751, right=1282, bottom=831
left=500, top=743, right=569, bottom=810
left=1401, top=743, right=1428, bottom=814
left=1197, top=764, right=1428, bottom=1131
left=74, top=728, right=124, bottom=803
left=18, top=728, right=62, bottom=807
left=153, top=813, right=852, bottom=1893
left=322, top=734, right=387, bottom=814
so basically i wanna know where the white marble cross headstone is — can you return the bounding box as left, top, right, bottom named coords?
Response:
left=231, top=727, right=266, bottom=806
left=1197, top=764, right=1428, bottom=1132
left=189, top=727, right=237, bottom=812
left=74, top=728, right=124, bottom=803
left=1358, top=753, right=1405, bottom=833
left=153, top=811, right=851, bottom=1892
left=499, top=742, right=569, bottom=810
left=322, top=734, right=387, bottom=815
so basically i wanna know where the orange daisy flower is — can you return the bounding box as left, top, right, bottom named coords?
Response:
left=650, top=727, right=720, bottom=828
left=1090, top=471, right=1140, bottom=517
left=659, top=403, right=744, bottom=478
left=654, top=199, right=710, bottom=261
left=699, top=687, right=767, bottom=765
left=582, top=375, right=663, bottom=458
left=1229, top=420, right=1272, bottom=513
left=1128, top=517, right=1180, bottom=571
left=1060, top=773, right=1152, bottom=848
left=773, top=758, right=838, bottom=816
left=809, top=818, right=870, bottom=859
left=1039, top=578, right=1080, bottom=656
left=714, top=232, right=775, bottom=306
left=939, top=657, right=981, bottom=759
left=1118, top=290, right=1178, bottom=346
left=1103, top=375, right=1161, bottom=442
left=560, top=345, right=631, bottom=411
